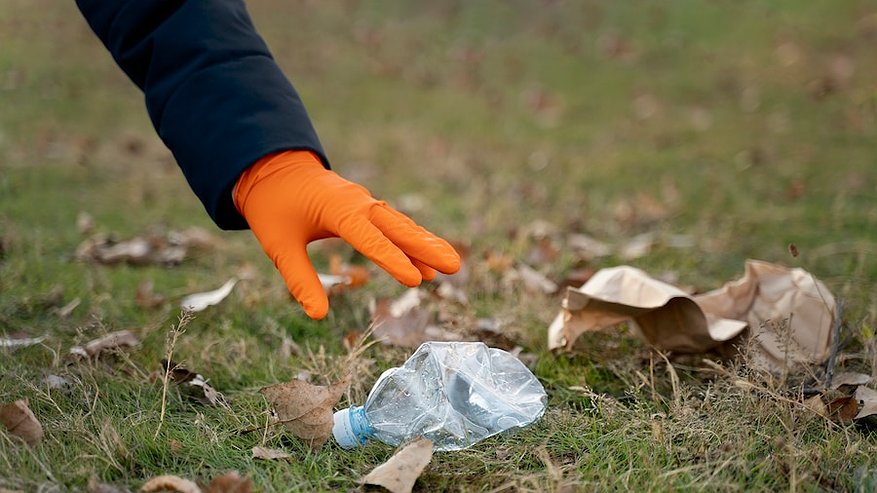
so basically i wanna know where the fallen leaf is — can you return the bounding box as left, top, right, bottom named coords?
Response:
left=44, top=374, right=72, bottom=391
left=317, top=273, right=349, bottom=294
left=854, top=385, right=877, bottom=420
left=514, top=264, right=558, bottom=294
left=0, top=334, right=47, bottom=350
left=830, top=372, right=872, bottom=389
left=0, top=399, right=43, bottom=447
left=140, top=475, right=201, bottom=493
left=330, top=254, right=370, bottom=288
left=567, top=233, right=611, bottom=261
left=827, top=395, right=859, bottom=422
left=259, top=374, right=351, bottom=450
left=548, top=260, right=836, bottom=372
left=69, top=329, right=139, bottom=359
left=180, top=278, right=237, bottom=312
left=161, top=360, right=227, bottom=407
left=802, top=395, right=826, bottom=416
left=618, top=232, right=656, bottom=260
left=201, top=471, right=252, bottom=493
left=251, top=446, right=292, bottom=460
left=76, top=226, right=216, bottom=267
left=371, top=289, right=463, bottom=348
left=360, top=437, right=434, bottom=493
left=55, top=297, right=81, bottom=318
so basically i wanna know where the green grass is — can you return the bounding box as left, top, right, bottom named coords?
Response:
left=2, top=0, right=877, bottom=491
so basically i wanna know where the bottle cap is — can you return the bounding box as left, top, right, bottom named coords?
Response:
left=332, top=406, right=370, bottom=449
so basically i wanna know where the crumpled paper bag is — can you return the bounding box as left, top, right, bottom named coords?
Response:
left=547, top=260, right=836, bottom=371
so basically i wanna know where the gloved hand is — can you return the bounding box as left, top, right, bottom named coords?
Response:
left=234, top=150, right=461, bottom=319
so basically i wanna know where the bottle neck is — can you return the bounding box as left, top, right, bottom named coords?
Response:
left=348, top=405, right=375, bottom=445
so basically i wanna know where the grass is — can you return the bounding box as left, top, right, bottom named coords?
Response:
left=2, top=0, right=877, bottom=490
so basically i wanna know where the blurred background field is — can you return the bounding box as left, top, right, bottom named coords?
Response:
left=2, top=1, right=877, bottom=491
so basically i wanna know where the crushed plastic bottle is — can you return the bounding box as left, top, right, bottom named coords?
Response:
left=332, top=341, right=547, bottom=451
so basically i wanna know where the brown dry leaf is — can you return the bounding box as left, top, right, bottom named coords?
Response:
left=161, top=360, right=227, bottom=407
left=259, top=374, right=352, bottom=450
left=251, top=446, right=292, bottom=461
left=548, top=260, right=835, bottom=372
left=854, top=385, right=877, bottom=420
left=802, top=395, right=827, bottom=416
left=76, top=227, right=215, bottom=267
left=180, top=278, right=237, bottom=312
left=827, top=396, right=860, bottom=422
left=330, top=254, right=370, bottom=289
left=0, top=399, right=43, bottom=447
left=0, top=488, right=25, bottom=493
left=140, top=475, right=201, bottom=493
left=371, top=289, right=463, bottom=348
left=360, top=437, right=433, bottom=493
left=201, top=471, right=252, bottom=493
left=69, top=329, right=139, bottom=359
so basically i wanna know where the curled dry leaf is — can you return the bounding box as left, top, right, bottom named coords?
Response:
left=360, top=437, right=434, bottom=493
left=548, top=260, right=836, bottom=372
left=830, top=372, right=872, bottom=390
left=259, top=374, right=352, bottom=450
left=140, top=475, right=201, bottom=493
left=180, top=278, right=237, bottom=312
left=0, top=399, right=43, bottom=447
left=251, top=446, right=292, bottom=461
left=854, top=385, right=877, bottom=420
left=827, top=395, right=860, bottom=422
left=76, top=227, right=216, bottom=267
left=0, top=334, right=47, bottom=350
left=161, top=360, right=227, bottom=407
left=370, top=289, right=462, bottom=348
left=69, top=329, right=139, bottom=359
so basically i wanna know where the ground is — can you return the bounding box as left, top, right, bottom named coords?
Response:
left=2, top=0, right=877, bottom=491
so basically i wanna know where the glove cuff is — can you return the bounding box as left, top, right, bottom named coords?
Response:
left=233, top=150, right=325, bottom=216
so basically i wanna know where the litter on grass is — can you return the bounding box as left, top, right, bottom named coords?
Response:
left=548, top=259, right=836, bottom=372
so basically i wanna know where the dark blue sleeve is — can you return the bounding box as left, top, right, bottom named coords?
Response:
left=75, top=0, right=329, bottom=230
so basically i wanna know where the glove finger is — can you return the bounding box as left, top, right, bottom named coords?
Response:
left=273, top=245, right=330, bottom=320
left=338, top=217, right=422, bottom=287
left=369, top=205, right=461, bottom=274
left=411, top=257, right=438, bottom=281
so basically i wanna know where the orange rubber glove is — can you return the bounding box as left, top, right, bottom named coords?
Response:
left=234, top=150, right=461, bottom=319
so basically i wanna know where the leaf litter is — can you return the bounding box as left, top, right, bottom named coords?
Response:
left=548, top=259, right=836, bottom=372
left=0, top=399, right=43, bottom=447
left=140, top=471, right=251, bottom=493
left=160, top=359, right=227, bottom=407
left=251, top=446, right=292, bottom=461
left=360, top=437, right=434, bottom=493
left=76, top=226, right=216, bottom=267
left=69, top=329, right=139, bottom=360
left=259, top=373, right=352, bottom=450
left=180, top=279, right=237, bottom=312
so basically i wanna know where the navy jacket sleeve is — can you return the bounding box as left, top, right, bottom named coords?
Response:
left=75, top=0, right=329, bottom=230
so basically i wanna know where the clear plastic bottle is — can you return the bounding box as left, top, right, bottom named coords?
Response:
left=332, top=341, right=547, bottom=451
